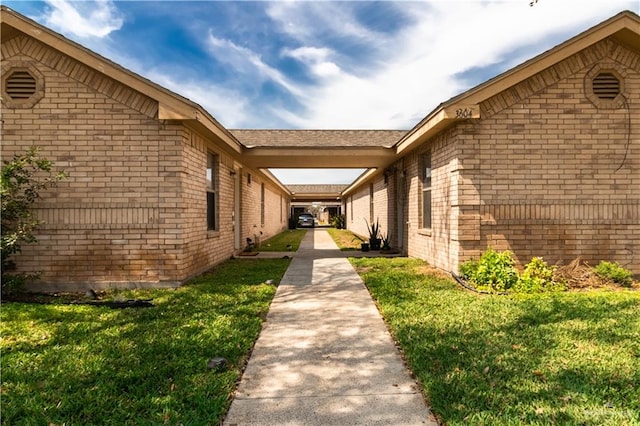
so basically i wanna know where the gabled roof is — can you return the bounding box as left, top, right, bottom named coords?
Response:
left=395, top=9, right=640, bottom=155
left=0, top=5, right=243, bottom=156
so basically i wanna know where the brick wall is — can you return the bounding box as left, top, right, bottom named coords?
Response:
left=459, top=38, right=640, bottom=274
left=362, top=37, right=639, bottom=276
left=346, top=184, right=371, bottom=239
left=1, top=36, right=178, bottom=290
left=177, top=127, right=237, bottom=281
left=403, top=128, right=460, bottom=272
left=239, top=170, right=288, bottom=250
left=1, top=34, right=290, bottom=290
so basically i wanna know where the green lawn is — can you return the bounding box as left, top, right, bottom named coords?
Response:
left=258, top=229, right=307, bottom=251
left=326, top=228, right=365, bottom=250
left=350, top=257, right=640, bottom=426
left=1, top=258, right=290, bottom=425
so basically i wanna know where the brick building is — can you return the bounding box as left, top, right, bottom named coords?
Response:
left=343, top=10, right=640, bottom=275
left=2, top=7, right=638, bottom=290
left=1, top=7, right=290, bottom=291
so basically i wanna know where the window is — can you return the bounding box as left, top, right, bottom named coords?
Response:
left=421, top=152, right=432, bottom=229
left=350, top=196, right=353, bottom=222
left=206, top=152, right=218, bottom=231
left=369, top=183, right=374, bottom=223
left=261, top=183, right=265, bottom=226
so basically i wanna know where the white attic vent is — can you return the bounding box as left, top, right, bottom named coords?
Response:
left=592, top=72, right=620, bottom=100
left=5, top=70, right=37, bottom=100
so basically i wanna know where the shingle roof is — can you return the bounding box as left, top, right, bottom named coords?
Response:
left=287, top=184, right=348, bottom=194
left=230, top=129, right=407, bottom=148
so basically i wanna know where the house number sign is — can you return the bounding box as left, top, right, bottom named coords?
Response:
left=455, top=108, right=474, bottom=118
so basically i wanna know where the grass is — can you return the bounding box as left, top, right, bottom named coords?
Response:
left=258, top=229, right=307, bottom=251
left=350, top=257, right=640, bottom=426
left=326, top=228, right=365, bottom=250
left=0, top=258, right=290, bottom=425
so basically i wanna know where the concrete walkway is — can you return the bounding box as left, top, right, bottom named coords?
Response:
left=224, top=229, right=438, bottom=426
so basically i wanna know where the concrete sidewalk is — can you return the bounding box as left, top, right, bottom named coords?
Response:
left=224, top=229, right=438, bottom=425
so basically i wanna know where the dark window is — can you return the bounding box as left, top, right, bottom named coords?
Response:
left=261, top=183, right=265, bottom=226
left=422, top=152, right=432, bottom=229
left=369, top=183, right=374, bottom=223
left=206, top=152, right=218, bottom=231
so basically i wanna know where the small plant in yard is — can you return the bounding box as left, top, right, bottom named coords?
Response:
left=330, top=214, right=346, bottom=229
left=513, top=257, right=566, bottom=293
left=1, top=147, right=66, bottom=296
left=594, top=261, right=634, bottom=287
left=459, top=248, right=519, bottom=292
left=364, top=218, right=382, bottom=250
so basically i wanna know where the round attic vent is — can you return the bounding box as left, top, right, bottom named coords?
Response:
left=4, top=70, right=37, bottom=100
left=592, top=72, right=620, bottom=100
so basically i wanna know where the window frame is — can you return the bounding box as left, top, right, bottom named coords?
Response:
left=206, top=152, right=219, bottom=231
left=421, top=151, right=432, bottom=230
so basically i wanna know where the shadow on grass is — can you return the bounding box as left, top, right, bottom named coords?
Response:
left=1, top=258, right=290, bottom=425
left=352, top=258, right=640, bottom=426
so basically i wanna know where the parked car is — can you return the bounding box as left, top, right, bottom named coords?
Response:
left=298, top=213, right=315, bottom=228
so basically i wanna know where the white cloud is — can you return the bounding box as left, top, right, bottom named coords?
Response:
left=282, top=46, right=342, bottom=78
left=145, top=71, right=252, bottom=128
left=207, top=32, right=306, bottom=98
left=267, top=2, right=384, bottom=47
left=40, top=0, right=123, bottom=38
left=264, top=0, right=638, bottom=129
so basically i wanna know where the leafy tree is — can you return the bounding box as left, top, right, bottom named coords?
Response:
left=1, top=147, right=66, bottom=294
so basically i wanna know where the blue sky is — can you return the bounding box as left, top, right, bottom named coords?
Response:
left=5, top=0, right=638, bottom=184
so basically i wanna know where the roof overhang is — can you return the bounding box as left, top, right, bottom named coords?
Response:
left=394, top=10, right=640, bottom=157
left=242, top=146, right=396, bottom=169
left=1, top=6, right=243, bottom=156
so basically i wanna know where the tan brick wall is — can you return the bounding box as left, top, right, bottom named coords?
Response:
left=354, top=38, right=639, bottom=276
left=177, top=127, right=237, bottom=281
left=459, top=38, right=640, bottom=274
left=345, top=184, right=371, bottom=239
left=346, top=174, right=398, bottom=248
left=1, top=37, right=178, bottom=290
left=403, top=128, right=460, bottom=272
left=239, top=170, right=288, bottom=250
left=1, top=34, right=290, bottom=290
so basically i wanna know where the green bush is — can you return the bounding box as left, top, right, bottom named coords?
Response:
left=459, top=248, right=518, bottom=293
left=594, top=261, right=634, bottom=287
left=513, top=257, right=565, bottom=293
left=1, top=147, right=66, bottom=295
left=458, top=258, right=478, bottom=281
left=330, top=214, right=346, bottom=229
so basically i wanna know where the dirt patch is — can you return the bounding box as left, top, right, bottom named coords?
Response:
left=555, top=257, right=639, bottom=291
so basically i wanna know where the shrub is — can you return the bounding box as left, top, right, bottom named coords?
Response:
left=458, top=258, right=478, bottom=281
left=330, top=214, right=346, bottom=229
left=513, top=257, right=565, bottom=293
left=1, top=147, right=65, bottom=295
left=594, top=261, right=634, bottom=287
left=459, top=248, right=518, bottom=293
